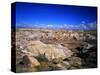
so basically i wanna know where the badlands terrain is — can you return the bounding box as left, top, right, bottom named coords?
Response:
left=12, top=28, right=97, bottom=72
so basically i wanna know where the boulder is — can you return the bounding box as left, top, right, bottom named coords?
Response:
left=62, top=61, right=71, bottom=69
left=23, top=55, right=40, bottom=67
left=56, top=63, right=66, bottom=70
left=68, top=57, right=82, bottom=66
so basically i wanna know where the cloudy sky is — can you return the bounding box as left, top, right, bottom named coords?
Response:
left=13, top=2, right=97, bottom=30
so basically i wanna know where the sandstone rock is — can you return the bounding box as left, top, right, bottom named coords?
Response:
left=68, top=57, right=82, bottom=66
left=56, top=63, right=66, bottom=70
left=62, top=61, right=71, bottom=69
left=26, top=41, right=67, bottom=60
left=23, top=55, right=40, bottom=67
left=53, top=44, right=73, bottom=58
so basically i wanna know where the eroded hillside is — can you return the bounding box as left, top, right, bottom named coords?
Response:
left=12, top=28, right=97, bottom=72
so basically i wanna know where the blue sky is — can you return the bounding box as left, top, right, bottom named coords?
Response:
left=14, top=2, right=97, bottom=30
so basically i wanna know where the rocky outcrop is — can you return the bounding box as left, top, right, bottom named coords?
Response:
left=26, top=41, right=72, bottom=60
left=53, top=44, right=73, bottom=58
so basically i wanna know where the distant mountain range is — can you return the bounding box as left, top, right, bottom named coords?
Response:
left=16, top=22, right=97, bottom=30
